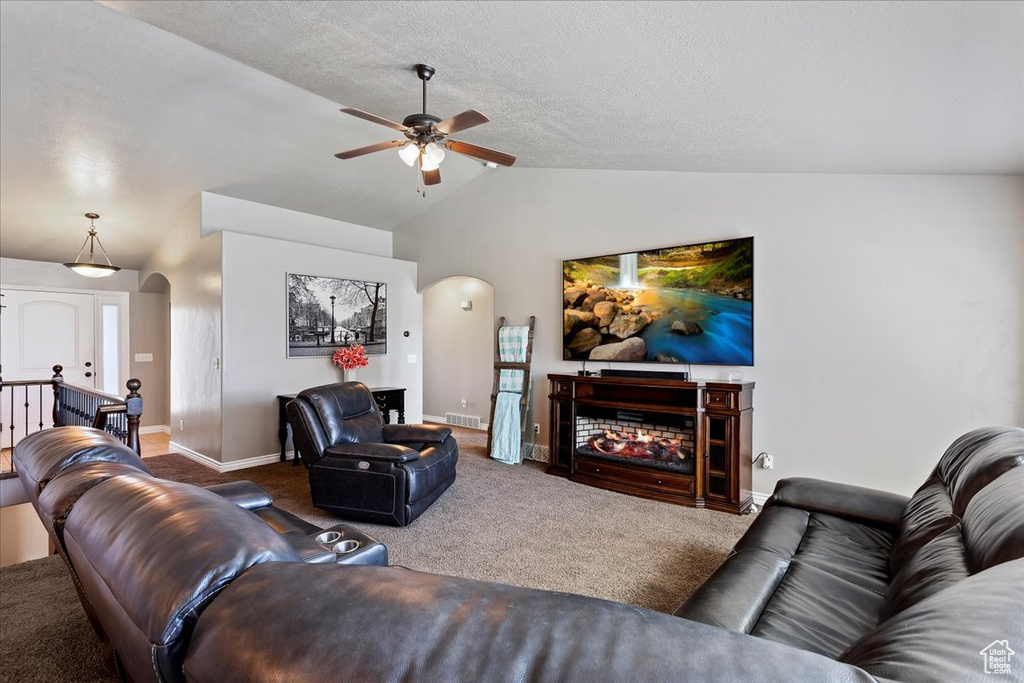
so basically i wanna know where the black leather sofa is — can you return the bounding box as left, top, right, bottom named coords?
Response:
left=13, top=425, right=1024, bottom=682
left=12, top=426, right=386, bottom=681
left=286, top=382, right=459, bottom=525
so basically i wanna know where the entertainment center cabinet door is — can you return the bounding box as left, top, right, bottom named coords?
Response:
left=703, top=414, right=732, bottom=502
left=547, top=378, right=574, bottom=476
left=701, top=390, right=753, bottom=515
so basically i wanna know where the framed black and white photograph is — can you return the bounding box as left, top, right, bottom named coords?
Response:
left=287, top=273, right=387, bottom=358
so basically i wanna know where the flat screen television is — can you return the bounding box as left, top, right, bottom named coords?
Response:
left=563, top=236, right=753, bottom=366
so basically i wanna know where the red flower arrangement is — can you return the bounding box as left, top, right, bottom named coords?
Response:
left=332, top=344, right=369, bottom=371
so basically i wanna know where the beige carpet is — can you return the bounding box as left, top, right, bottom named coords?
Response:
left=147, top=426, right=754, bottom=613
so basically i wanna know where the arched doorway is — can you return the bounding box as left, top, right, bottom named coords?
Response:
left=420, top=276, right=494, bottom=427
left=139, top=272, right=171, bottom=434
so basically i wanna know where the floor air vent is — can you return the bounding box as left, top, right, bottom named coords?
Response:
left=445, top=412, right=482, bottom=429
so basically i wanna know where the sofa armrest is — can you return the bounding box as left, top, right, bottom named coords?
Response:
left=286, top=398, right=330, bottom=467
left=770, top=477, right=909, bottom=527
left=205, top=481, right=272, bottom=510
left=281, top=531, right=337, bottom=564
left=382, top=423, right=452, bottom=444
left=323, top=442, right=420, bottom=463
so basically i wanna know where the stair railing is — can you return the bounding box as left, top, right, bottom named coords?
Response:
left=0, top=365, right=143, bottom=479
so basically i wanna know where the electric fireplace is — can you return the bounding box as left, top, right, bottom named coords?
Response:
left=547, top=373, right=755, bottom=514
left=575, top=406, right=695, bottom=476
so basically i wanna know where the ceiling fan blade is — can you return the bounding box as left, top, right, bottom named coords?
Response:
left=445, top=140, right=516, bottom=167
left=434, top=109, right=489, bottom=135
left=422, top=167, right=441, bottom=186
left=334, top=140, right=406, bottom=160
left=340, top=108, right=409, bottom=132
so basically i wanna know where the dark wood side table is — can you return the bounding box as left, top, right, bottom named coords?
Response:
left=277, top=387, right=406, bottom=466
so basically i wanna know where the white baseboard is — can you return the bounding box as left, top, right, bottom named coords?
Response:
left=752, top=491, right=770, bottom=506
left=139, top=425, right=170, bottom=435
left=168, top=441, right=220, bottom=471
left=168, top=441, right=285, bottom=473
left=423, top=414, right=489, bottom=431
left=218, top=453, right=283, bottom=472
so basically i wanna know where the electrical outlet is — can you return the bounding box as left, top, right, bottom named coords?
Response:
left=461, top=398, right=467, bottom=408
left=762, top=453, right=774, bottom=470
left=179, top=419, right=184, bottom=431
left=533, top=423, right=541, bottom=435
left=407, top=354, right=417, bottom=363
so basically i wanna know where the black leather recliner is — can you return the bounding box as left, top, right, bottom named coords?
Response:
left=287, top=382, right=458, bottom=526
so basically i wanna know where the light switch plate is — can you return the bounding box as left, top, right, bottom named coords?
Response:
left=135, top=353, right=153, bottom=362
left=407, top=354, right=417, bottom=363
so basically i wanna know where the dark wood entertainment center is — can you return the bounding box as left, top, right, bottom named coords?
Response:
left=547, top=373, right=754, bottom=514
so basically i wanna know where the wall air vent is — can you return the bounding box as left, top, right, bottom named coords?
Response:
left=445, top=412, right=482, bottom=429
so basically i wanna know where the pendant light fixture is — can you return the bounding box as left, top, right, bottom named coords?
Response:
left=64, top=213, right=121, bottom=278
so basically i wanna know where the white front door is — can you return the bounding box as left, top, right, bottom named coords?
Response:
left=0, top=289, right=96, bottom=447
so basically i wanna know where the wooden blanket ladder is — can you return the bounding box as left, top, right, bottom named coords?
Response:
left=486, top=316, right=536, bottom=455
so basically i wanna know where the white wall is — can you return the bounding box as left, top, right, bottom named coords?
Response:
left=141, top=197, right=224, bottom=459
left=220, top=230, right=421, bottom=463
left=422, top=277, right=494, bottom=422
left=0, top=256, right=169, bottom=426
left=201, top=191, right=392, bottom=257
left=395, top=169, right=1024, bottom=496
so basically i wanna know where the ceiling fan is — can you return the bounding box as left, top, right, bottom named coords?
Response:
left=335, top=64, right=516, bottom=193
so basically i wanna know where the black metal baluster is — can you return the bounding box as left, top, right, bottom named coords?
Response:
left=38, top=384, right=43, bottom=432
left=8, top=384, right=14, bottom=445
left=24, top=386, right=29, bottom=442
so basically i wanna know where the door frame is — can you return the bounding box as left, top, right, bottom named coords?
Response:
left=0, top=284, right=130, bottom=394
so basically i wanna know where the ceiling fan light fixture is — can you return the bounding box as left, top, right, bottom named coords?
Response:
left=335, top=64, right=515, bottom=194
left=420, top=154, right=441, bottom=172
left=398, top=142, right=419, bottom=166
left=423, top=141, right=445, bottom=167
left=63, top=213, right=121, bottom=278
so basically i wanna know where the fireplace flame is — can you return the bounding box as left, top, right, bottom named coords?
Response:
left=587, top=428, right=686, bottom=460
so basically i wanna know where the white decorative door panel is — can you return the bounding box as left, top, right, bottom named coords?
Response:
left=0, top=289, right=95, bottom=448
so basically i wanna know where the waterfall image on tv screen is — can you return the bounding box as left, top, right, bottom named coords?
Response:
left=563, top=237, right=753, bottom=365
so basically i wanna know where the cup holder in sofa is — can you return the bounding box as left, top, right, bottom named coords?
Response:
left=309, top=524, right=387, bottom=566
left=313, top=530, right=343, bottom=546
left=332, top=539, right=361, bottom=554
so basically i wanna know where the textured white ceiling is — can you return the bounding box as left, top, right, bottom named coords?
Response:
left=1, top=1, right=1022, bottom=269
left=102, top=0, right=1024, bottom=175
left=0, top=1, right=485, bottom=268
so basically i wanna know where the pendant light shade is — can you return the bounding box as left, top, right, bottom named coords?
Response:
left=423, top=141, right=445, bottom=167
left=398, top=142, right=419, bottom=166
left=64, top=213, right=120, bottom=278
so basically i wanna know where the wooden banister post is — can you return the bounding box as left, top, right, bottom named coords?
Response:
left=125, top=378, right=143, bottom=455
left=51, top=364, right=64, bottom=427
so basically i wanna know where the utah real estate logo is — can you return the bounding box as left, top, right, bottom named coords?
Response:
left=980, top=640, right=1015, bottom=675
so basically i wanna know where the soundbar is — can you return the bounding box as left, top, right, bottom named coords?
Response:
left=600, top=369, right=690, bottom=381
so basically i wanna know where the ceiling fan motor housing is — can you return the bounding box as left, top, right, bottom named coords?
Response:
left=402, top=113, right=442, bottom=134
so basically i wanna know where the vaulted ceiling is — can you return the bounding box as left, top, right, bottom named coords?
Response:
left=2, top=1, right=1021, bottom=268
